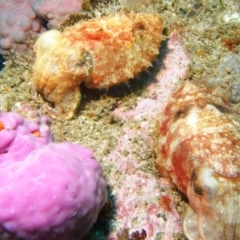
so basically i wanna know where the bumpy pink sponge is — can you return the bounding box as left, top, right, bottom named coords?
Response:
left=0, top=0, right=83, bottom=56
left=0, top=111, right=53, bottom=162
left=0, top=111, right=107, bottom=240
left=32, top=0, right=83, bottom=28
left=0, top=0, right=46, bottom=56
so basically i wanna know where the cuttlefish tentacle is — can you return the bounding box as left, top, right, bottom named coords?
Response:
left=188, top=166, right=240, bottom=240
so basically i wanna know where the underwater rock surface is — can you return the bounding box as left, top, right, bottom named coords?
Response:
left=0, top=0, right=240, bottom=239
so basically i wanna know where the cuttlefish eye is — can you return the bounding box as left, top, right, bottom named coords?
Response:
left=74, top=52, right=93, bottom=68
left=173, top=106, right=192, bottom=122
left=191, top=170, right=203, bottom=196
left=190, top=166, right=218, bottom=199
left=65, top=50, right=93, bottom=78
left=74, top=61, right=85, bottom=67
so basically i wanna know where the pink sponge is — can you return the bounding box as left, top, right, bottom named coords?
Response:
left=0, top=111, right=53, bottom=163
left=32, top=0, right=83, bottom=28
left=0, top=0, right=46, bottom=55
left=0, top=111, right=107, bottom=240
left=0, top=0, right=83, bottom=56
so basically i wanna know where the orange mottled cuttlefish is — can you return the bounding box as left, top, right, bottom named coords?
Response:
left=32, top=12, right=164, bottom=119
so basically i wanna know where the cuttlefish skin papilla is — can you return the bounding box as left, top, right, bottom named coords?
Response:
left=157, top=81, right=240, bottom=240
left=32, top=12, right=164, bottom=119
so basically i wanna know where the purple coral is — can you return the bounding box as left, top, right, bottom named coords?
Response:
left=0, top=111, right=107, bottom=240
left=32, top=0, right=83, bottom=28
left=0, top=0, right=83, bottom=56
left=0, top=111, right=53, bottom=163
left=0, top=0, right=46, bottom=56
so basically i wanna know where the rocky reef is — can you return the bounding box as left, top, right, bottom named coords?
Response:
left=0, top=0, right=240, bottom=239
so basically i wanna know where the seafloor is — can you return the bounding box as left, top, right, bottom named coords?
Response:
left=0, top=0, right=240, bottom=239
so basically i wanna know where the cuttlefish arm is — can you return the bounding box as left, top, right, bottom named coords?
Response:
left=183, top=166, right=240, bottom=240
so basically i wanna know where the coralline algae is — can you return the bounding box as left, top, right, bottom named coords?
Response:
left=96, top=34, right=189, bottom=240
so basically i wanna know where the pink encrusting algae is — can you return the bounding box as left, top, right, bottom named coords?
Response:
left=101, top=34, right=189, bottom=239
left=105, top=129, right=182, bottom=239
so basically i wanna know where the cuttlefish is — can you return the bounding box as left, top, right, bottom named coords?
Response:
left=156, top=81, right=240, bottom=240
left=32, top=12, right=164, bottom=119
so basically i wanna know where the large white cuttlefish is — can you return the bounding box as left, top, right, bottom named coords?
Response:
left=156, top=81, right=240, bottom=240
left=32, top=12, right=164, bottom=119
